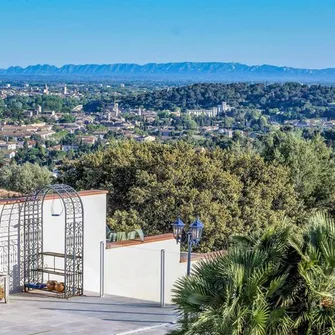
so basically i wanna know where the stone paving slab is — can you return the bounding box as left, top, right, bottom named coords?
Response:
left=0, top=293, right=177, bottom=335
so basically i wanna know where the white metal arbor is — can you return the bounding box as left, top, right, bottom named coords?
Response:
left=23, top=184, right=84, bottom=298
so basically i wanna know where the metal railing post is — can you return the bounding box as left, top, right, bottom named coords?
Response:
left=100, top=241, right=105, bottom=297
left=187, top=233, right=192, bottom=276
left=160, top=249, right=165, bottom=307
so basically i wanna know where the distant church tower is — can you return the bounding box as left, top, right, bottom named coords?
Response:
left=63, top=85, right=68, bottom=95
left=113, top=102, right=119, bottom=117
left=43, top=84, right=49, bottom=95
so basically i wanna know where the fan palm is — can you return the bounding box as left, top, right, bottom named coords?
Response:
left=170, top=214, right=335, bottom=335
left=292, top=213, right=335, bottom=334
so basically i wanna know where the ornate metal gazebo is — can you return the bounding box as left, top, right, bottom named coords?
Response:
left=23, top=184, right=84, bottom=298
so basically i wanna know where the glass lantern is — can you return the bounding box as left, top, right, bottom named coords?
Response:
left=172, top=217, right=185, bottom=243
left=189, top=217, right=204, bottom=245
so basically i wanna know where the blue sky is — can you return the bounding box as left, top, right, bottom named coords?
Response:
left=0, top=0, right=334, bottom=68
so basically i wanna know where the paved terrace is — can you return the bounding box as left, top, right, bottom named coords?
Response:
left=0, top=293, right=177, bottom=335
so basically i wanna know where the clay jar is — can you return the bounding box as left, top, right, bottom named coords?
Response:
left=46, top=280, right=57, bottom=291
left=55, top=282, right=65, bottom=292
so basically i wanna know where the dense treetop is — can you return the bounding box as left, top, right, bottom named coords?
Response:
left=120, top=83, right=335, bottom=119
left=59, top=132, right=335, bottom=251
left=121, top=83, right=334, bottom=109
left=0, top=94, right=80, bottom=119
left=0, top=163, right=52, bottom=194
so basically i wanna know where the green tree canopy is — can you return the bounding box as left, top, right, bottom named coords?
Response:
left=261, top=131, right=335, bottom=212
left=60, top=141, right=298, bottom=251
left=0, top=163, right=52, bottom=194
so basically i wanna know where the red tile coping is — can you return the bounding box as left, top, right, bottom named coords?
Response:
left=0, top=189, right=108, bottom=205
left=106, top=233, right=174, bottom=249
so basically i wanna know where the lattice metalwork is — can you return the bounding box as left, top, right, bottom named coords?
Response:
left=0, top=201, right=24, bottom=292
left=23, top=184, right=84, bottom=298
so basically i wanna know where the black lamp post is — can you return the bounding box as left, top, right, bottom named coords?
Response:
left=172, top=217, right=204, bottom=276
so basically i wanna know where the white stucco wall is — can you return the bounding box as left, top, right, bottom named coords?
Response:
left=82, top=193, right=106, bottom=293
left=104, top=237, right=198, bottom=304
left=42, top=192, right=106, bottom=293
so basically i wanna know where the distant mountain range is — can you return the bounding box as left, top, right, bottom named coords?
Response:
left=1, top=62, right=335, bottom=83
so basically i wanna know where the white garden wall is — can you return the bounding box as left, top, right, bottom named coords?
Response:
left=104, top=235, right=199, bottom=304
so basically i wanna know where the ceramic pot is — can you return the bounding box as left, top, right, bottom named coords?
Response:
left=47, top=280, right=57, bottom=291
left=55, top=282, right=64, bottom=292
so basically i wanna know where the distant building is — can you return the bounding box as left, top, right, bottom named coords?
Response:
left=121, top=122, right=135, bottom=130
left=105, top=102, right=120, bottom=120
left=3, top=151, right=15, bottom=159
left=188, top=107, right=219, bottom=117
left=292, top=120, right=311, bottom=128
left=26, top=140, right=37, bottom=148
left=0, top=124, right=54, bottom=141
left=200, top=126, right=219, bottom=133
left=71, top=105, right=83, bottom=113
left=48, top=145, right=61, bottom=151
left=92, top=131, right=108, bottom=140
left=57, top=123, right=82, bottom=133
left=0, top=142, right=17, bottom=151
left=217, top=101, right=231, bottom=114
left=218, top=128, right=233, bottom=138
left=62, top=144, right=79, bottom=152
left=35, top=105, right=42, bottom=115
left=63, top=85, right=68, bottom=95
left=78, top=136, right=97, bottom=145
left=23, top=110, right=34, bottom=118
left=38, top=130, right=56, bottom=139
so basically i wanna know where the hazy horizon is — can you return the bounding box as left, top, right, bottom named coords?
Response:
left=1, top=61, right=335, bottom=71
